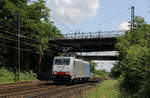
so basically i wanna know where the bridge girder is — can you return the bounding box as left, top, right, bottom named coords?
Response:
left=49, top=37, right=117, bottom=53
left=77, top=56, right=118, bottom=60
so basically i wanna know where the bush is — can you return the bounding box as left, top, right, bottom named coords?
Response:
left=84, top=79, right=135, bottom=98
left=20, top=71, right=36, bottom=82
left=0, top=67, right=14, bottom=83
left=93, top=70, right=107, bottom=76
left=111, top=64, right=121, bottom=78
left=0, top=67, right=36, bottom=83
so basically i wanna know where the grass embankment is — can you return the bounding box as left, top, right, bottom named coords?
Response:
left=84, top=79, right=133, bottom=98
left=0, top=67, right=36, bottom=83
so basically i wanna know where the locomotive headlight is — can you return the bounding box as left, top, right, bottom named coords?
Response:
left=65, top=72, right=69, bottom=75
left=53, top=72, right=57, bottom=74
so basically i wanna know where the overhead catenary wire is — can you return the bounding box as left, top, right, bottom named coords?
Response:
left=102, top=8, right=131, bottom=24
left=0, top=30, right=58, bottom=53
left=0, top=16, right=76, bottom=51
left=0, top=30, right=57, bottom=55
left=0, top=43, right=54, bottom=56
left=0, top=19, right=67, bottom=47
left=0, top=29, right=61, bottom=48
left=50, top=15, right=73, bottom=33
left=50, top=0, right=79, bottom=32
left=0, top=37, right=55, bottom=54
left=0, top=6, right=74, bottom=34
left=0, top=30, right=73, bottom=53
left=0, top=14, right=71, bottom=41
left=80, top=8, right=131, bottom=31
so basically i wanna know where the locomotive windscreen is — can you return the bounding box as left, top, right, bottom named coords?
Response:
left=54, top=59, right=70, bottom=65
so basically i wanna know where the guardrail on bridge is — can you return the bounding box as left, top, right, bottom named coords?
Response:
left=61, top=30, right=125, bottom=39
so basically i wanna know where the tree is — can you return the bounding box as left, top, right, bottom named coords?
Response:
left=0, top=0, right=62, bottom=73
left=111, top=16, right=150, bottom=97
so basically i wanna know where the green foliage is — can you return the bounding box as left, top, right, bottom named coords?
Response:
left=84, top=79, right=134, bottom=98
left=0, top=67, right=14, bottom=83
left=20, top=71, right=36, bottom=82
left=110, top=64, right=121, bottom=78
left=93, top=70, right=107, bottom=76
left=0, top=0, right=63, bottom=75
left=89, top=61, right=97, bottom=73
left=0, top=67, right=36, bottom=83
left=89, top=61, right=107, bottom=76
left=111, top=16, right=150, bottom=97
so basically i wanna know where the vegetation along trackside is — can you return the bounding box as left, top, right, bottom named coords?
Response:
left=0, top=0, right=63, bottom=82
left=111, top=16, right=150, bottom=98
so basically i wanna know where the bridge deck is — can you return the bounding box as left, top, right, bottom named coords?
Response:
left=50, top=37, right=117, bottom=52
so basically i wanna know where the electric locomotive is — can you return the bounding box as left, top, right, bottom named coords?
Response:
left=52, top=56, right=90, bottom=83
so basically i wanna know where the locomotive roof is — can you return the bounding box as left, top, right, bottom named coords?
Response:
left=54, top=56, right=75, bottom=58
left=54, top=56, right=88, bottom=63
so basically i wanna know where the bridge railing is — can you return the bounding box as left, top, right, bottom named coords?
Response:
left=60, top=30, right=125, bottom=39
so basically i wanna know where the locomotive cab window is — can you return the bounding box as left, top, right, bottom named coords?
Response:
left=63, top=59, right=70, bottom=65
left=55, top=59, right=62, bottom=65
left=54, top=59, right=70, bottom=65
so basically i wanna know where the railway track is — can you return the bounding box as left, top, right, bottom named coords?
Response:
left=0, top=80, right=50, bottom=90
left=27, top=82, right=95, bottom=98
left=0, top=77, right=107, bottom=98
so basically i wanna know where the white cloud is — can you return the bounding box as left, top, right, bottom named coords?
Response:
left=46, top=0, right=99, bottom=24
left=119, top=22, right=130, bottom=31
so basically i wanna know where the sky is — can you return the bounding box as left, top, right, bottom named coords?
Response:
left=46, top=0, right=150, bottom=34
left=45, top=0, right=150, bottom=71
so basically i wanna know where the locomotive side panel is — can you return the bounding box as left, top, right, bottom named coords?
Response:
left=87, top=62, right=90, bottom=77
left=72, top=59, right=90, bottom=79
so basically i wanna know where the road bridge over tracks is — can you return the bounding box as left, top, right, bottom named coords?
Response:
left=49, top=30, right=124, bottom=60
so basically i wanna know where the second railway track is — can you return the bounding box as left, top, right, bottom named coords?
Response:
left=0, top=78, right=106, bottom=98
